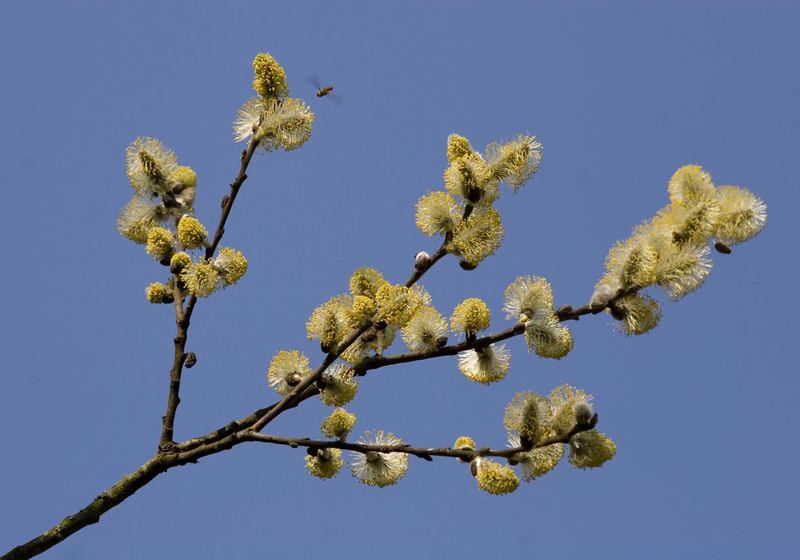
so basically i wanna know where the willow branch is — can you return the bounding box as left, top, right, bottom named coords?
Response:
left=356, top=287, right=638, bottom=375
left=245, top=416, right=597, bottom=461
left=244, top=207, right=473, bottom=436
left=159, top=138, right=261, bottom=450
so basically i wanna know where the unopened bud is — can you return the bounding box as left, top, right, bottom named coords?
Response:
left=470, top=457, right=482, bottom=477
left=414, top=251, right=431, bottom=271
left=184, top=352, right=197, bottom=368
left=573, top=400, right=594, bottom=425
left=714, top=241, right=732, bottom=254
left=590, top=283, right=615, bottom=308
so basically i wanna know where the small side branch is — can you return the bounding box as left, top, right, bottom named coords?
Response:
left=245, top=207, right=471, bottom=436
left=158, top=138, right=261, bottom=450
left=245, top=417, right=596, bottom=461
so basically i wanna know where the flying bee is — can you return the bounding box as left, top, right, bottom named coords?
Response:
left=308, top=73, right=342, bottom=104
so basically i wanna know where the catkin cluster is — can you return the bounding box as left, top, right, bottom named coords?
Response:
left=118, top=136, right=249, bottom=303
left=416, top=133, right=543, bottom=268
left=592, top=165, right=767, bottom=335
left=121, top=54, right=767, bottom=499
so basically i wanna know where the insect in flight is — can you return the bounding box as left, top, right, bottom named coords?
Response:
left=308, top=73, right=342, bottom=104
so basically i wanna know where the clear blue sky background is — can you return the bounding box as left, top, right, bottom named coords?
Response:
left=1, top=1, right=798, bottom=558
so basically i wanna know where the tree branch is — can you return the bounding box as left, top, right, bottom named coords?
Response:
left=158, top=138, right=261, bottom=450
left=244, top=206, right=472, bottom=435
left=354, top=287, right=638, bottom=375
left=244, top=416, right=597, bottom=461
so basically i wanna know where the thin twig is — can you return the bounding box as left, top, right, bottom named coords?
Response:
left=158, top=138, right=261, bottom=450
left=244, top=417, right=597, bottom=461
left=354, top=287, right=637, bottom=375
left=244, top=206, right=473, bottom=436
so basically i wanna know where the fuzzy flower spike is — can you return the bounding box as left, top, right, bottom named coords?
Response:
left=457, top=344, right=511, bottom=384
left=306, top=448, right=343, bottom=480
left=350, top=431, right=409, bottom=487
left=473, top=459, right=520, bottom=495
left=485, top=134, right=543, bottom=191
left=126, top=137, right=178, bottom=196
left=233, top=54, right=315, bottom=151
left=267, top=350, right=311, bottom=396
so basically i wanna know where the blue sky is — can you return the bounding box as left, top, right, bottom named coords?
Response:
left=1, top=1, right=798, bottom=558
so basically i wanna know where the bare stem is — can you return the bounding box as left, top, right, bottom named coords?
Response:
left=158, top=138, right=260, bottom=450
left=245, top=416, right=597, bottom=461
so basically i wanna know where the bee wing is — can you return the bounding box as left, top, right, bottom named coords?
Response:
left=326, top=91, right=343, bottom=105
left=307, top=73, right=322, bottom=90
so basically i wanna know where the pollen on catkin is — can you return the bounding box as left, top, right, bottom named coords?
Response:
left=714, top=185, right=767, bottom=245
left=475, top=460, right=519, bottom=495
left=214, top=247, right=248, bottom=286
left=401, top=305, right=448, bottom=352
left=508, top=434, right=565, bottom=481
left=252, top=53, right=289, bottom=99
left=126, top=137, right=177, bottom=194
left=503, top=276, right=554, bottom=323
left=447, top=134, right=474, bottom=162
left=656, top=201, right=720, bottom=245
left=256, top=97, right=315, bottom=151
left=306, top=295, right=352, bottom=350
left=180, top=261, right=219, bottom=298
left=349, top=267, right=385, bottom=298
left=454, top=436, right=476, bottom=450
left=267, top=350, right=311, bottom=396
left=604, top=236, right=657, bottom=291
left=451, top=298, right=490, bottom=335
left=169, top=251, right=191, bottom=274
left=233, top=98, right=264, bottom=144
left=168, top=166, right=196, bottom=190
left=548, top=385, right=592, bottom=437
left=375, top=284, right=421, bottom=327
left=320, top=408, right=357, bottom=439
left=177, top=216, right=208, bottom=249
left=319, top=364, right=359, bottom=406
left=667, top=164, right=716, bottom=208
left=485, top=134, right=543, bottom=191
left=415, top=191, right=461, bottom=236
left=350, top=431, right=409, bottom=487
left=339, top=325, right=397, bottom=364
left=569, top=430, right=616, bottom=469
left=619, top=241, right=658, bottom=289
left=524, top=317, right=573, bottom=359
left=504, top=391, right=552, bottom=442
left=145, top=282, right=171, bottom=304
left=348, top=295, right=377, bottom=326
left=457, top=344, right=510, bottom=384
left=145, top=227, right=175, bottom=261
left=444, top=152, right=498, bottom=206
left=448, top=207, right=504, bottom=266
left=167, top=166, right=197, bottom=209
left=612, top=293, right=661, bottom=335
left=305, top=448, right=343, bottom=480
left=118, top=195, right=170, bottom=243
left=655, top=242, right=712, bottom=300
